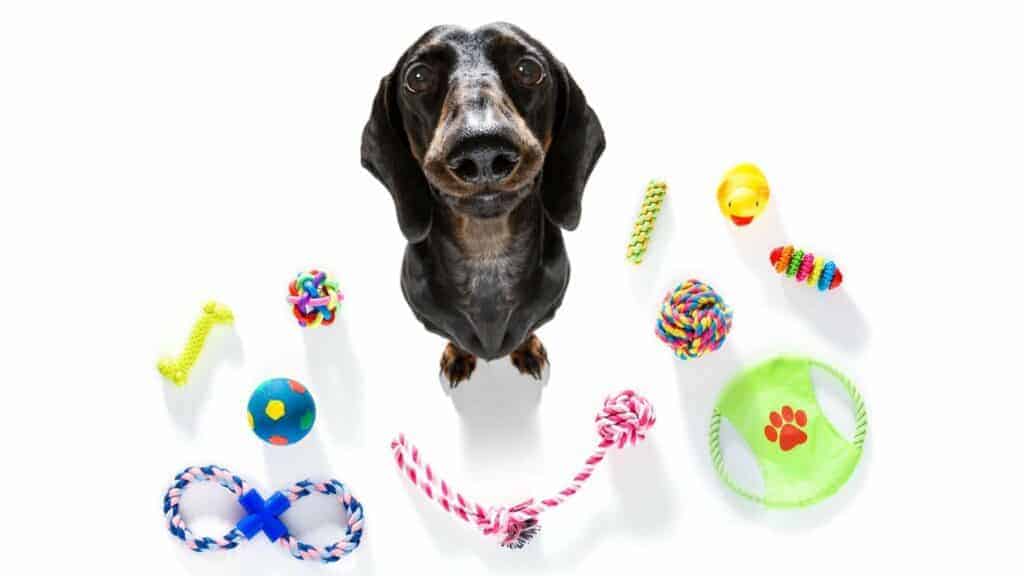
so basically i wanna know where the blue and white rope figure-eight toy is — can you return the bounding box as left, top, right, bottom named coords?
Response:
left=163, top=465, right=364, bottom=563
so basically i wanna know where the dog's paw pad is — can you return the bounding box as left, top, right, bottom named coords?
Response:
left=763, top=405, right=808, bottom=451
left=510, top=335, right=547, bottom=380
left=440, top=343, right=476, bottom=388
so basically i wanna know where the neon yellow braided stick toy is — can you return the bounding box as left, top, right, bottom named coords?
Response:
left=157, top=301, right=234, bottom=387
left=626, top=180, right=667, bottom=264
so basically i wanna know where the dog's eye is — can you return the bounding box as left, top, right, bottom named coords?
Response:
left=513, top=56, right=545, bottom=87
left=404, top=63, right=437, bottom=94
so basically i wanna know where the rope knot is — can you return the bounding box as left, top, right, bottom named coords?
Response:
left=596, top=390, right=655, bottom=448
left=483, top=502, right=540, bottom=549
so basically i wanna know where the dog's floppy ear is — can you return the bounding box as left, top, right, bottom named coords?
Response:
left=540, top=64, right=605, bottom=230
left=361, top=70, right=433, bottom=243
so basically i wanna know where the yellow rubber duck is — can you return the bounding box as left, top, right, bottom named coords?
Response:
left=717, top=163, right=770, bottom=227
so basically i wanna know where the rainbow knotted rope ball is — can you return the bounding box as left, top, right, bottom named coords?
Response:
left=655, top=279, right=733, bottom=360
left=287, top=269, right=343, bottom=327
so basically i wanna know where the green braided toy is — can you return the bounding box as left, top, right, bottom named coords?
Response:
left=626, top=180, right=667, bottom=264
left=157, top=301, right=234, bottom=387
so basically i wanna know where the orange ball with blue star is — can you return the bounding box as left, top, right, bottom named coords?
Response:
left=247, top=378, right=316, bottom=446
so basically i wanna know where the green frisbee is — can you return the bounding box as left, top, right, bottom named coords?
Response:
left=709, top=356, right=868, bottom=508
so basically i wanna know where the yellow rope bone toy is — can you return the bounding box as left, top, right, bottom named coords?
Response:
left=157, top=301, right=234, bottom=386
left=626, top=180, right=668, bottom=264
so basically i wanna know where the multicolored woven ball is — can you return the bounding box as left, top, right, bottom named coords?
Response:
left=287, top=270, right=343, bottom=327
left=769, top=246, right=843, bottom=292
left=655, top=279, right=733, bottom=360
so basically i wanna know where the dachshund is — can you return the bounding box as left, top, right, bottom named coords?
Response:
left=361, top=23, right=605, bottom=387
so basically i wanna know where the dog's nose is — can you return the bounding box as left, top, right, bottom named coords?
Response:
left=446, top=136, right=521, bottom=186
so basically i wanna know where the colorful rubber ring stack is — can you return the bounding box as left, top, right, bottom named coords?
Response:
left=769, top=245, right=843, bottom=291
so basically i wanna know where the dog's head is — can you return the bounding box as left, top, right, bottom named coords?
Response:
left=361, top=23, right=605, bottom=242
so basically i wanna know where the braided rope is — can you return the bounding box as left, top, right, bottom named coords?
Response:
left=157, top=301, right=234, bottom=386
left=287, top=270, right=343, bottom=327
left=655, top=279, right=733, bottom=360
left=163, top=465, right=364, bottom=563
left=708, top=358, right=868, bottom=507
left=163, top=465, right=249, bottom=552
left=392, top=390, right=655, bottom=549
left=626, top=180, right=667, bottom=264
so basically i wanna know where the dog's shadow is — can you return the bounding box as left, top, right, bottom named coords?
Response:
left=448, top=359, right=545, bottom=462
left=729, top=200, right=870, bottom=352
left=302, top=317, right=365, bottom=446
left=162, top=324, right=244, bottom=437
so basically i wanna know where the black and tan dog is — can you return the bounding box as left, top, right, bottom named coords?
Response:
left=361, top=23, right=604, bottom=387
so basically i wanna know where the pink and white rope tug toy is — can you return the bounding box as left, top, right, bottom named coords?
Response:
left=391, top=390, right=655, bottom=549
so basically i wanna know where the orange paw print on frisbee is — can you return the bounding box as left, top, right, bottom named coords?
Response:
left=764, top=405, right=808, bottom=451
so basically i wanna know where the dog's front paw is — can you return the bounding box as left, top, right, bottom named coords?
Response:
left=510, top=334, right=547, bottom=380
left=440, top=342, right=477, bottom=388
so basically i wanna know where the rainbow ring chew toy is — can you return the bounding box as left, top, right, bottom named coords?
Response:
left=626, top=180, right=667, bottom=264
left=157, top=301, right=234, bottom=386
left=392, top=390, right=655, bottom=549
left=655, top=279, right=733, bottom=360
left=769, top=245, right=843, bottom=291
left=163, top=465, right=364, bottom=563
left=287, top=269, right=343, bottom=327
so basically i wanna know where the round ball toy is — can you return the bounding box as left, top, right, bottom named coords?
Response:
left=247, top=378, right=317, bottom=446
left=287, top=270, right=343, bottom=327
left=717, top=163, right=770, bottom=226
left=655, top=279, right=733, bottom=360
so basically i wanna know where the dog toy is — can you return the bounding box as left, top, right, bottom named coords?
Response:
left=163, top=464, right=363, bottom=563
left=717, top=163, right=770, bottom=226
left=655, top=279, right=733, bottom=360
left=287, top=269, right=343, bottom=327
left=392, top=390, right=655, bottom=549
left=710, top=356, right=867, bottom=507
left=769, top=245, right=843, bottom=291
left=157, top=301, right=234, bottom=386
left=626, top=180, right=667, bottom=264
left=247, top=378, right=316, bottom=446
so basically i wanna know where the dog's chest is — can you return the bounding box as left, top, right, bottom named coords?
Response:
left=444, top=217, right=534, bottom=301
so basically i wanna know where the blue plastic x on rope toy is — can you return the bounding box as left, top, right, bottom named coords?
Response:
left=237, top=489, right=291, bottom=541
left=163, top=465, right=364, bottom=563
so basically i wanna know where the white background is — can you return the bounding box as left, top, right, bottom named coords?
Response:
left=2, top=1, right=1022, bottom=573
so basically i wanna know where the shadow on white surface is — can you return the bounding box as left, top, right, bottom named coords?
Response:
left=162, top=324, right=244, bottom=437
left=303, top=318, right=365, bottom=446
left=568, top=437, right=678, bottom=548
left=727, top=199, right=871, bottom=353
left=262, top=430, right=331, bottom=486
left=397, top=451, right=669, bottom=573
left=450, top=359, right=545, bottom=463
left=628, top=187, right=676, bottom=303
left=673, top=344, right=743, bottom=465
